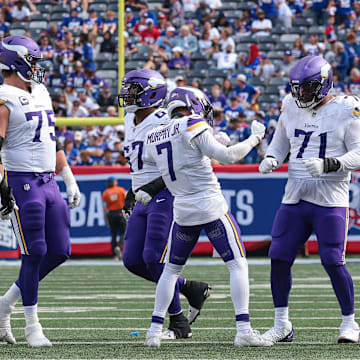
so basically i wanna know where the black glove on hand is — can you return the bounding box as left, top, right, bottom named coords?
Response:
left=0, top=177, right=16, bottom=218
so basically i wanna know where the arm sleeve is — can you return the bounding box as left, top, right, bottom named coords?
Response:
left=192, top=129, right=258, bottom=164
left=138, top=176, right=166, bottom=197
left=337, top=117, right=360, bottom=171
left=265, top=112, right=290, bottom=165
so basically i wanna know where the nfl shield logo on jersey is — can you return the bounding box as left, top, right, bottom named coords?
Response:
left=23, top=184, right=30, bottom=191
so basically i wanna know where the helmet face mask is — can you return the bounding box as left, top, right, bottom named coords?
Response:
left=118, top=69, right=167, bottom=113
left=168, top=86, right=214, bottom=126
left=0, top=36, right=45, bottom=84
left=289, top=56, right=333, bottom=110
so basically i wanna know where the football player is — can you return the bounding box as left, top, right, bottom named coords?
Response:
left=259, top=56, right=360, bottom=344
left=0, top=36, right=81, bottom=347
left=141, top=86, right=271, bottom=348
left=118, top=69, right=211, bottom=339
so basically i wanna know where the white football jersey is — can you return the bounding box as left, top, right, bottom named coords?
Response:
left=124, top=108, right=170, bottom=191
left=145, top=115, right=228, bottom=226
left=266, top=94, right=360, bottom=207
left=1, top=83, right=56, bottom=173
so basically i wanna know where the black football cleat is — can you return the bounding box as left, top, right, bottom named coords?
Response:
left=162, top=312, right=192, bottom=340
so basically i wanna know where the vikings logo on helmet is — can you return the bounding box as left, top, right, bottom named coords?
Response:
left=289, top=56, right=333, bottom=110
left=0, top=35, right=45, bottom=83
left=118, top=69, right=167, bottom=113
left=167, top=86, right=214, bottom=126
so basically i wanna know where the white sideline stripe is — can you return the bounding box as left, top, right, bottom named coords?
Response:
left=11, top=327, right=342, bottom=331
left=9, top=316, right=343, bottom=321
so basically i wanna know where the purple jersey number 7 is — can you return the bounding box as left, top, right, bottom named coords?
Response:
left=156, top=141, right=176, bottom=181
left=26, top=110, right=56, bottom=143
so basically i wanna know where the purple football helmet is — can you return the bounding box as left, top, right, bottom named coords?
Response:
left=118, top=69, right=167, bottom=113
left=289, top=56, right=333, bottom=109
left=0, top=36, right=45, bottom=83
left=167, top=86, right=214, bottom=126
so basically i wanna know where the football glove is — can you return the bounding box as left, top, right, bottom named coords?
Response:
left=259, top=157, right=279, bottom=174
left=123, top=188, right=135, bottom=220
left=59, top=166, right=81, bottom=209
left=0, top=177, right=16, bottom=220
left=302, top=158, right=341, bottom=178
left=135, top=190, right=152, bottom=205
left=250, top=120, right=266, bottom=145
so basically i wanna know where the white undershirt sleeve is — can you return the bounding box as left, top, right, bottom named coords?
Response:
left=192, top=129, right=258, bottom=164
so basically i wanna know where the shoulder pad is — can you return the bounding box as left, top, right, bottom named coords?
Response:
left=179, top=115, right=210, bottom=144
left=280, top=94, right=293, bottom=113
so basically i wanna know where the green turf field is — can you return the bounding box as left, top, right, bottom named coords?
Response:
left=0, top=258, right=359, bottom=360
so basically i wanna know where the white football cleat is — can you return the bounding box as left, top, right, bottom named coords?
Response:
left=25, top=323, right=52, bottom=348
left=144, top=331, right=161, bottom=347
left=262, top=322, right=294, bottom=344
left=234, top=329, right=273, bottom=347
left=338, top=322, right=360, bottom=343
left=0, top=296, right=16, bottom=344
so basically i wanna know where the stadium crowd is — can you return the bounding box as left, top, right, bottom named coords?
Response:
left=0, top=0, right=359, bottom=165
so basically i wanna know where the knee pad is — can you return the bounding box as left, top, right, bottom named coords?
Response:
left=20, top=202, right=44, bottom=231
left=226, top=257, right=248, bottom=273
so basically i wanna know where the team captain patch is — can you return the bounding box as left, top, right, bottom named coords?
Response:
left=19, top=96, right=29, bottom=105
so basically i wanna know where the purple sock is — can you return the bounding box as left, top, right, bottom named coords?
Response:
left=178, top=276, right=185, bottom=290
left=323, top=264, right=354, bottom=316
left=17, top=255, right=42, bottom=306
left=271, top=259, right=292, bottom=307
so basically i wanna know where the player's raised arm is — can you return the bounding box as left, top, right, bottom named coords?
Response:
left=55, top=137, right=81, bottom=209
left=193, top=120, right=265, bottom=164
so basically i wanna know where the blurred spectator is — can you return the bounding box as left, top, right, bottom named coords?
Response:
left=344, top=32, right=360, bottom=69
left=274, top=50, right=296, bottom=77
left=204, top=20, right=220, bottom=42
left=346, top=67, right=360, bottom=94
left=61, top=7, right=84, bottom=31
left=186, top=19, right=201, bottom=38
left=332, top=41, right=350, bottom=81
left=85, top=69, right=109, bottom=97
left=12, top=0, right=31, bottom=22
left=219, top=28, right=235, bottom=52
left=106, top=105, right=118, bottom=117
left=198, top=30, right=212, bottom=56
left=175, top=75, right=187, bottom=87
left=74, top=131, right=86, bottom=151
left=157, top=13, right=167, bottom=34
left=223, top=97, right=244, bottom=120
left=259, top=0, right=278, bottom=25
left=98, top=86, right=116, bottom=111
left=134, top=13, right=148, bottom=35
left=264, top=103, right=279, bottom=122
left=64, top=138, right=80, bottom=165
left=39, top=36, right=55, bottom=61
left=222, top=79, right=233, bottom=98
left=168, top=46, right=190, bottom=69
left=47, top=24, right=64, bottom=44
left=125, top=7, right=137, bottom=30
left=80, top=33, right=96, bottom=72
left=78, top=150, right=94, bottom=165
left=156, top=26, right=176, bottom=54
left=124, top=31, right=138, bottom=56
left=98, top=148, right=114, bottom=166
left=65, top=82, right=78, bottom=103
left=256, top=54, right=275, bottom=80
left=56, top=125, right=74, bottom=144
left=103, top=10, right=118, bottom=34
left=234, top=18, right=251, bottom=37
left=196, top=0, right=214, bottom=23
left=67, top=99, right=89, bottom=117
left=331, top=71, right=345, bottom=95
left=0, top=13, right=10, bottom=36
left=233, top=74, right=261, bottom=106
left=140, top=18, right=160, bottom=46
left=156, top=0, right=184, bottom=26
left=78, top=89, right=96, bottom=112
left=207, top=0, right=222, bottom=11
left=325, top=15, right=337, bottom=44
left=208, top=84, right=227, bottom=112
left=191, top=79, right=202, bottom=89
left=240, top=43, right=261, bottom=73
left=125, top=0, right=148, bottom=12
left=304, top=34, right=325, bottom=56
left=101, top=31, right=117, bottom=53
left=251, top=10, right=272, bottom=36
left=183, top=0, right=199, bottom=12
left=69, top=61, right=86, bottom=89
left=288, top=0, right=303, bottom=20
left=83, top=7, right=103, bottom=47
left=310, top=0, right=329, bottom=25
left=292, top=38, right=306, bottom=59
left=213, top=110, right=227, bottom=132
left=334, top=0, right=354, bottom=25
left=176, top=25, right=198, bottom=55
left=214, top=12, right=230, bottom=31
left=278, top=0, right=292, bottom=30
left=341, top=9, right=358, bottom=30
left=212, top=44, right=238, bottom=70
left=48, top=67, right=67, bottom=89
left=86, top=135, right=105, bottom=163
left=52, top=95, right=67, bottom=116
left=160, top=63, right=176, bottom=94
